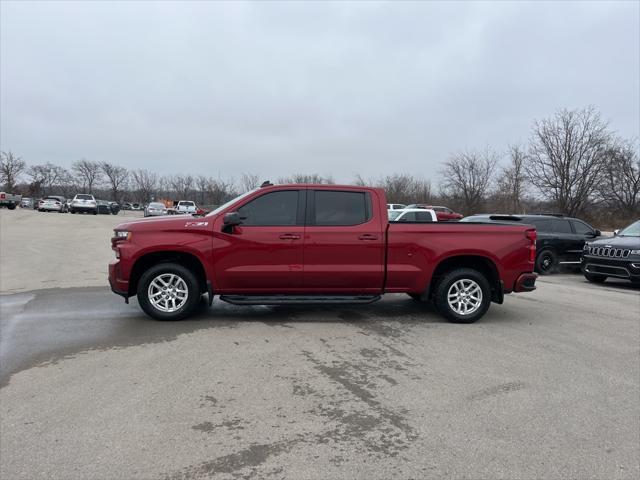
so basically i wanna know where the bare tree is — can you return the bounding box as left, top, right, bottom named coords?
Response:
left=72, top=159, right=102, bottom=194
left=598, top=140, right=640, bottom=218
left=168, top=174, right=194, bottom=200
left=496, top=145, right=527, bottom=213
left=356, top=173, right=432, bottom=204
left=27, top=163, right=68, bottom=197
left=440, top=148, right=498, bottom=214
left=206, top=177, right=237, bottom=206
left=100, top=162, right=129, bottom=202
left=131, top=169, right=158, bottom=203
left=195, top=175, right=209, bottom=205
left=525, top=107, right=611, bottom=216
left=239, top=173, right=261, bottom=193
left=0, top=151, right=27, bottom=191
left=277, top=173, right=334, bottom=184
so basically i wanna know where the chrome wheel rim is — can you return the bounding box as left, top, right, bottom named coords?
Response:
left=148, top=273, right=189, bottom=313
left=447, top=279, right=482, bottom=316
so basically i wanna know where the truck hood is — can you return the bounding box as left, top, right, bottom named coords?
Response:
left=114, top=215, right=211, bottom=232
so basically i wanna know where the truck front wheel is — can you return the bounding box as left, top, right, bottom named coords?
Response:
left=434, top=268, right=491, bottom=323
left=137, top=263, right=201, bottom=321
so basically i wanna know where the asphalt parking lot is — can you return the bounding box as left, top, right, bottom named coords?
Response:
left=1, top=273, right=638, bottom=480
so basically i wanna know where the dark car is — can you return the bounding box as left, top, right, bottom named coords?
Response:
left=582, top=220, right=640, bottom=285
left=109, top=202, right=121, bottom=215
left=96, top=200, right=113, bottom=214
left=461, top=214, right=601, bottom=274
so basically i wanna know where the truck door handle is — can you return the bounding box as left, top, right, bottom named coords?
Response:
left=279, top=234, right=301, bottom=240
left=358, top=234, right=378, bottom=241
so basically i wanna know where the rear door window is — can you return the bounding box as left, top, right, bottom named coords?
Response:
left=529, top=219, right=552, bottom=232
left=238, top=190, right=299, bottom=226
left=311, top=191, right=370, bottom=226
left=552, top=219, right=573, bottom=234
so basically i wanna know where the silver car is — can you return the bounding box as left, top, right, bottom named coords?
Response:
left=39, top=196, right=66, bottom=212
left=144, top=202, right=168, bottom=217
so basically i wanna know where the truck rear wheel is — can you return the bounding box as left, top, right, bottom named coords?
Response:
left=137, top=263, right=201, bottom=321
left=434, top=268, right=491, bottom=323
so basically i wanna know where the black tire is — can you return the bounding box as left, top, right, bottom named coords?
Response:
left=93, top=209, right=97, bottom=215
left=434, top=268, right=491, bottom=324
left=584, top=273, right=607, bottom=284
left=137, top=263, right=201, bottom=321
left=70, top=209, right=75, bottom=214
left=535, top=249, right=557, bottom=275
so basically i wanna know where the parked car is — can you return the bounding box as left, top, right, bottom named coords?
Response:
left=461, top=214, right=601, bottom=274
left=121, top=203, right=133, bottom=210
left=176, top=200, right=197, bottom=214
left=70, top=194, right=97, bottom=214
left=406, top=204, right=463, bottom=221
left=386, top=203, right=406, bottom=211
left=388, top=208, right=437, bottom=223
left=0, top=192, right=21, bottom=210
left=109, top=183, right=537, bottom=323
left=20, top=197, right=34, bottom=209
left=39, top=196, right=67, bottom=212
left=96, top=200, right=113, bottom=214
left=144, top=202, right=168, bottom=217
left=34, top=198, right=43, bottom=210
left=582, top=220, right=640, bottom=285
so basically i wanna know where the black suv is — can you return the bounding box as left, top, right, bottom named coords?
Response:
left=460, top=214, right=601, bottom=274
left=581, top=220, right=640, bottom=285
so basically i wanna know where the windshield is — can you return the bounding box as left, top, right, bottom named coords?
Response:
left=618, top=220, right=640, bottom=237
left=206, top=189, right=258, bottom=217
left=388, top=210, right=402, bottom=220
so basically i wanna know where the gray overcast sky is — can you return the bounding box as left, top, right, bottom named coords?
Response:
left=1, top=0, right=639, bottom=182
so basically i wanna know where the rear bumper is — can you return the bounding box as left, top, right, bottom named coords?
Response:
left=514, top=273, right=537, bottom=292
left=109, top=260, right=131, bottom=298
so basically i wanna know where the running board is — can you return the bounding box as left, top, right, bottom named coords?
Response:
left=219, top=294, right=381, bottom=306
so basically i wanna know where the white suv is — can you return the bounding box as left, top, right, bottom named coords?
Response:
left=70, top=194, right=97, bottom=215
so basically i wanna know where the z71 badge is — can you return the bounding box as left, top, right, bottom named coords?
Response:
left=185, top=221, right=208, bottom=227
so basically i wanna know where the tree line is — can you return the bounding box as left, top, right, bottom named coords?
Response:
left=1, top=106, right=638, bottom=227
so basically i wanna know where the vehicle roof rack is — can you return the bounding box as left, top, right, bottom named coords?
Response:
left=260, top=180, right=273, bottom=187
left=537, top=213, right=564, bottom=217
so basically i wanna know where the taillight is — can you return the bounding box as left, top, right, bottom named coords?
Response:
left=526, top=229, right=537, bottom=263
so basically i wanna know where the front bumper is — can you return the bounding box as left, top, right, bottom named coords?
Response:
left=581, top=255, right=640, bottom=281
left=514, top=273, right=537, bottom=292
left=109, top=260, right=131, bottom=299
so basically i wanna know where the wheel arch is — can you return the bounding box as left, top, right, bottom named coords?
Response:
left=128, top=250, right=207, bottom=297
left=427, top=255, right=502, bottom=303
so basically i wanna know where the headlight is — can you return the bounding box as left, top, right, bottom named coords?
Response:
left=630, top=249, right=640, bottom=255
left=115, top=230, right=130, bottom=238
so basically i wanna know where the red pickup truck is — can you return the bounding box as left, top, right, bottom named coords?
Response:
left=109, top=183, right=537, bottom=323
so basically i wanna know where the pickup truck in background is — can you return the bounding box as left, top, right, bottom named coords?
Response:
left=109, top=183, right=537, bottom=323
left=0, top=192, right=22, bottom=210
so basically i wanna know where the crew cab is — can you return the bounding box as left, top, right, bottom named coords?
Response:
left=109, top=184, right=537, bottom=323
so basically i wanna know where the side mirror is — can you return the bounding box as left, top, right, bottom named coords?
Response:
left=613, top=229, right=619, bottom=236
left=594, top=229, right=601, bottom=237
left=223, top=212, right=242, bottom=226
